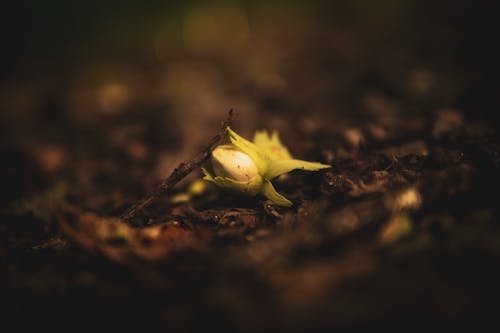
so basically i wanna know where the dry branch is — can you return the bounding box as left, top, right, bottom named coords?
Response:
left=120, top=110, right=233, bottom=221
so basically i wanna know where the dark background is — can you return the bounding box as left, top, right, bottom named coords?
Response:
left=2, top=1, right=500, bottom=331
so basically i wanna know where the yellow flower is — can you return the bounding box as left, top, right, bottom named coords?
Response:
left=202, top=127, right=330, bottom=206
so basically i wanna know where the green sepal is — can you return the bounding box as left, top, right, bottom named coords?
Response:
left=253, top=130, right=292, bottom=160
left=264, top=159, right=331, bottom=180
left=226, top=127, right=268, bottom=174
left=202, top=166, right=262, bottom=196
left=261, top=179, right=292, bottom=207
left=201, top=166, right=216, bottom=182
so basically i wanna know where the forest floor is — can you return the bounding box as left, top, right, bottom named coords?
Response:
left=2, top=3, right=500, bottom=331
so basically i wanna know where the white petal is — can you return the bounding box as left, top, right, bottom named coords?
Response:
left=211, top=145, right=259, bottom=182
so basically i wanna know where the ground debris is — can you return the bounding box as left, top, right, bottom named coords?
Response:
left=3, top=4, right=500, bottom=330
left=57, top=203, right=211, bottom=263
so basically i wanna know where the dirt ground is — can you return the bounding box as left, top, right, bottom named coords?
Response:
left=1, top=1, right=500, bottom=331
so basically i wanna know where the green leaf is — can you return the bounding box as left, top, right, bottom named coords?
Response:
left=201, top=166, right=216, bottom=182
left=261, top=179, right=292, bottom=207
left=264, top=159, right=331, bottom=180
left=204, top=171, right=262, bottom=197
left=226, top=127, right=268, bottom=174
left=253, top=129, right=292, bottom=160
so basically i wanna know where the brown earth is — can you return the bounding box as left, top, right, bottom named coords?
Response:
left=1, top=1, right=500, bottom=332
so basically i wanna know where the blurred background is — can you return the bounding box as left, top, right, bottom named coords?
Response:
left=2, top=0, right=499, bottom=121
left=2, top=0, right=500, bottom=331
left=2, top=0, right=499, bottom=197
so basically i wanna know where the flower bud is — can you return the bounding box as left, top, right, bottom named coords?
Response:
left=202, top=126, right=331, bottom=206
left=211, top=145, right=259, bottom=182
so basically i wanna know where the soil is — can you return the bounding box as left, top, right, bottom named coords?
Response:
left=1, top=1, right=500, bottom=332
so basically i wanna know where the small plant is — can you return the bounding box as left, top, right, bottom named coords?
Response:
left=202, top=127, right=331, bottom=206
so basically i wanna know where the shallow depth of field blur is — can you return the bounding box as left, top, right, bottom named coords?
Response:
left=1, top=1, right=500, bottom=331
left=3, top=1, right=498, bottom=160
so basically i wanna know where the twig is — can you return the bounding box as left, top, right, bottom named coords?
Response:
left=120, top=110, right=234, bottom=221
